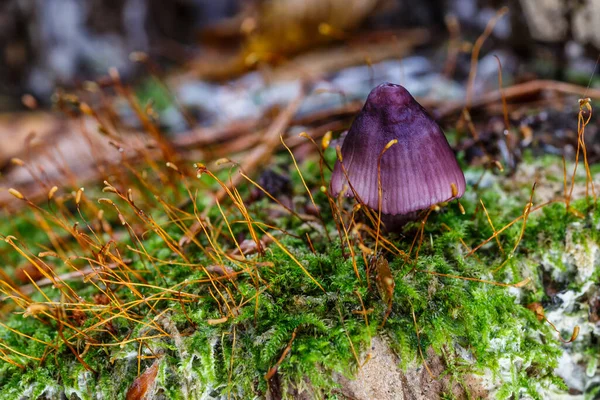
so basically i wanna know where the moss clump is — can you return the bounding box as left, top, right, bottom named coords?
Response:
left=0, top=150, right=596, bottom=399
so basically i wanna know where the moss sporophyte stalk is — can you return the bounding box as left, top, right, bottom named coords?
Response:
left=0, top=84, right=597, bottom=399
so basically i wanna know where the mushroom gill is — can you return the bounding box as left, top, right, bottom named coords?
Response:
left=330, top=82, right=465, bottom=216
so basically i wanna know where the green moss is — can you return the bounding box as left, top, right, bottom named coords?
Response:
left=0, top=152, right=597, bottom=399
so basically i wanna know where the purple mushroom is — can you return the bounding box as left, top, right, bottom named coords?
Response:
left=330, top=83, right=465, bottom=217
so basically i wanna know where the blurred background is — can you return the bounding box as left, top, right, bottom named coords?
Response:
left=1, top=0, right=599, bottom=110
left=1, top=0, right=600, bottom=207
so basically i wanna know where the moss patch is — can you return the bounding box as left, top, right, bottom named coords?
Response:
left=0, top=151, right=597, bottom=399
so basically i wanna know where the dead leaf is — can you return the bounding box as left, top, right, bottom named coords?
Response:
left=206, top=265, right=237, bottom=280
left=373, top=255, right=394, bottom=326
left=126, top=359, right=160, bottom=400
left=374, top=256, right=394, bottom=306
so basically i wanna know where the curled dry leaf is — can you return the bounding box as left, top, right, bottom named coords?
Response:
left=230, top=237, right=272, bottom=257
left=374, top=255, right=395, bottom=326
left=126, top=359, right=160, bottom=400
left=206, top=264, right=237, bottom=280
left=14, top=263, right=54, bottom=284
left=374, top=256, right=394, bottom=306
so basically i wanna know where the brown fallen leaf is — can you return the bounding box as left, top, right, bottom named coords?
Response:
left=126, top=359, right=160, bottom=400
left=205, top=264, right=237, bottom=280
left=188, top=0, right=383, bottom=80
left=374, top=255, right=394, bottom=326
left=230, top=238, right=270, bottom=257
left=14, top=262, right=54, bottom=284
left=374, top=256, right=394, bottom=306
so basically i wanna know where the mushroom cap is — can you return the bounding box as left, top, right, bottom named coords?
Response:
left=330, top=82, right=465, bottom=215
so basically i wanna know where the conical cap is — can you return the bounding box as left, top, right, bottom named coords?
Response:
left=330, top=83, right=465, bottom=215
